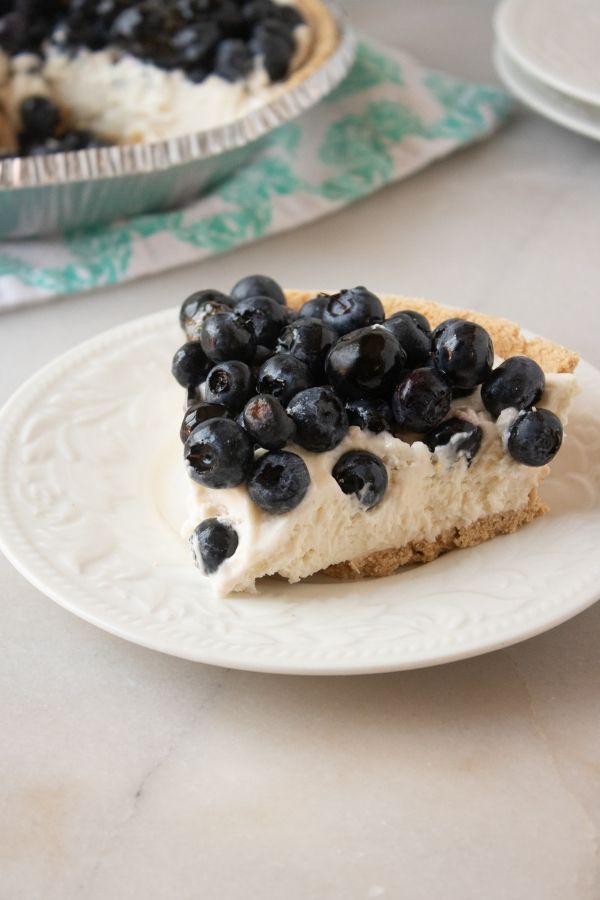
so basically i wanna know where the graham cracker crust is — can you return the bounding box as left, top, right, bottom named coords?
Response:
left=284, top=289, right=577, bottom=582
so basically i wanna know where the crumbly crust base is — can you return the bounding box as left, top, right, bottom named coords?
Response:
left=284, top=289, right=578, bottom=582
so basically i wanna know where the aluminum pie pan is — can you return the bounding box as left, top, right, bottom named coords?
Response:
left=0, top=4, right=355, bottom=239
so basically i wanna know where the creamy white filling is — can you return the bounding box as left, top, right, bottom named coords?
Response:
left=183, top=371, right=577, bottom=596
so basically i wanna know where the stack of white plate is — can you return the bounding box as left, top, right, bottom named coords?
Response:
left=494, top=0, right=600, bottom=141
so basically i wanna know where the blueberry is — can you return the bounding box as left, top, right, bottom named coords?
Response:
left=59, top=128, right=101, bottom=151
left=184, top=417, right=254, bottom=487
left=248, top=450, right=310, bottom=513
left=432, top=319, right=494, bottom=389
left=382, top=312, right=431, bottom=368
left=243, top=394, right=295, bottom=450
left=424, top=417, right=483, bottom=465
left=253, top=18, right=295, bottom=52
left=326, top=325, right=406, bottom=400
left=242, top=0, right=275, bottom=22
left=297, top=294, right=328, bottom=320
left=397, top=309, right=432, bottom=337
left=180, top=289, right=235, bottom=339
left=190, top=518, right=239, bottom=574
left=110, top=6, right=144, bottom=40
left=275, top=317, right=336, bottom=380
left=0, top=12, right=26, bottom=53
left=200, top=312, right=256, bottom=363
left=19, top=95, right=60, bottom=140
left=392, top=367, right=452, bottom=432
left=180, top=401, right=229, bottom=443
left=507, top=408, right=563, bottom=467
left=287, top=386, right=348, bottom=452
left=172, top=341, right=211, bottom=388
left=204, top=361, right=255, bottom=412
left=332, top=450, right=388, bottom=510
left=481, top=355, right=545, bottom=420
left=250, top=30, right=292, bottom=80
left=322, top=286, right=385, bottom=337
left=346, top=398, right=393, bottom=434
left=272, top=4, right=304, bottom=28
left=172, top=22, right=220, bottom=66
left=231, top=274, right=286, bottom=307
left=257, top=352, right=312, bottom=405
left=234, top=294, right=288, bottom=348
left=214, top=38, right=253, bottom=81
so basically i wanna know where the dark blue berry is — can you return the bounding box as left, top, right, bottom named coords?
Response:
left=180, top=289, right=235, bottom=339
left=250, top=30, right=291, bottom=79
left=200, top=311, right=256, bottom=363
left=346, top=398, right=393, bottom=434
left=234, top=295, right=288, bottom=348
left=231, top=274, right=286, bottom=307
left=214, top=38, right=253, bottom=81
left=184, top=417, right=254, bottom=488
left=322, top=286, right=385, bottom=337
left=424, top=417, right=483, bottom=465
left=257, top=352, right=312, bottom=405
left=432, top=319, right=494, bottom=389
left=326, top=325, right=406, bottom=400
left=297, top=294, right=328, bottom=320
left=180, top=401, right=229, bottom=443
left=382, top=312, right=431, bottom=368
left=275, top=316, right=336, bottom=380
left=172, top=22, right=220, bottom=66
left=253, top=18, right=295, bottom=52
left=243, top=394, right=295, bottom=450
left=204, top=361, right=255, bottom=412
left=332, top=450, right=388, bottom=510
left=172, top=341, right=211, bottom=388
left=507, top=409, right=563, bottom=467
left=273, top=4, right=304, bottom=28
left=392, top=367, right=452, bottom=432
left=190, top=518, right=239, bottom=574
left=397, top=309, right=432, bottom=337
left=0, top=12, right=26, bottom=53
left=248, top=450, right=310, bottom=513
left=20, top=95, right=60, bottom=140
left=481, top=356, right=545, bottom=420
left=287, top=386, right=348, bottom=452
left=242, top=0, right=275, bottom=22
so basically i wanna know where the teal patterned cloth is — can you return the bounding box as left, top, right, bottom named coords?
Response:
left=0, top=42, right=512, bottom=309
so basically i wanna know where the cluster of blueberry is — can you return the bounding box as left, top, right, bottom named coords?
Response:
left=0, top=0, right=304, bottom=84
left=3, top=94, right=109, bottom=158
left=173, top=276, right=563, bottom=575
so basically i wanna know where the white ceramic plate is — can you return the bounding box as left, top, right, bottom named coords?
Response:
left=494, top=43, right=600, bottom=142
left=1, top=310, right=599, bottom=675
left=495, top=0, right=600, bottom=106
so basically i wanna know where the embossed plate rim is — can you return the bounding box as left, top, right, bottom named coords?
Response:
left=0, top=308, right=599, bottom=675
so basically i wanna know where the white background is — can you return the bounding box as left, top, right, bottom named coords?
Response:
left=1, top=2, right=599, bottom=897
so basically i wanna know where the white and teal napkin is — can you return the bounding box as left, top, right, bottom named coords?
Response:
left=0, top=41, right=512, bottom=309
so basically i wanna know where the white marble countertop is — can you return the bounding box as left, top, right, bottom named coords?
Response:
left=2, top=2, right=600, bottom=898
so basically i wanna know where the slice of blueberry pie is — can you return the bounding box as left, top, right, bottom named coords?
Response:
left=0, top=0, right=337, bottom=157
left=173, top=276, right=578, bottom=595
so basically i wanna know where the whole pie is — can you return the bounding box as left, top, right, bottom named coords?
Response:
left=0, top=0, right=338, bottom=157
left=172, top=276, right=578, bottom=596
